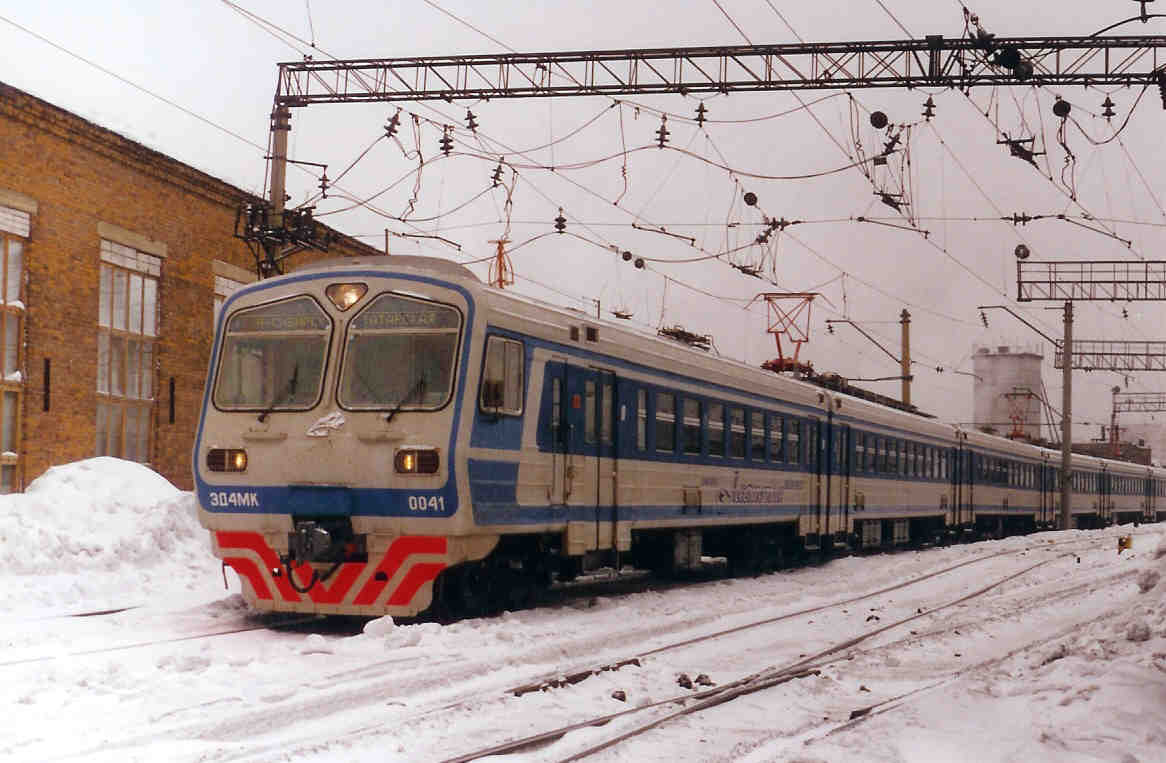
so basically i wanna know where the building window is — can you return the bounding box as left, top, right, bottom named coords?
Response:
left=96, top=240, right=160, bottom=463
left=214, top=274, right=247, bottom=322
left=0, top=210, right=28, bottom=492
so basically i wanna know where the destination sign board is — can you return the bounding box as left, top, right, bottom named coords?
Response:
left=228, top=296, right=330, bottom=333
left=352, top=294, right=460, bottom=331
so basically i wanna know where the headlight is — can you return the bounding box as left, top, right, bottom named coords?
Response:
left=207, top=448, right=248, bottom=472
left=326, top=282, right=368, bottom=311
left=395, top=448, right=439, bottom=474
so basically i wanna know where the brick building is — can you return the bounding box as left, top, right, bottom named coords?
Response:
left=0, top=81, right=374, bottom=491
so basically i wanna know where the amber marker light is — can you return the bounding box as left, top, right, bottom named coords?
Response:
left=326, top=282, right=368, bottom=311
left=394, top=448, right=439, bottom=474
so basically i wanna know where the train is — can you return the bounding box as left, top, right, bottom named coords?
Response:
left=193, top=255, right=1165, bottom=618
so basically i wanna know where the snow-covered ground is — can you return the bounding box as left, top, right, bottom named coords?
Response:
left=1, top=458, right=1163, bottom=762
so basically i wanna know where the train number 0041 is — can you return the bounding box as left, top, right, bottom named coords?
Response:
left=407, top=495, right=446, bottom=512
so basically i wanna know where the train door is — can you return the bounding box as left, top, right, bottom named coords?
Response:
left=545, top=360, right=568, bottom=505
left=810, top=417, right=828, bottom=546
left=953, top=446, right=973, bottom=530
left=564, top=366, right=618, bottom=554
left=594, top=370, right=618, bottom=550
left=836, top=423, right=851, bottom=544
left=1099, top=468, right=1111, bottom=525
left=1038, top=458, right=1050, bottom=527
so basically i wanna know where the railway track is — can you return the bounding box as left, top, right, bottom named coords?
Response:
left=441, top=549, right=1097, bottom=762
left=5, top=530, right=1151, bottom=762
left=212, top=535, right=1131, bottom=763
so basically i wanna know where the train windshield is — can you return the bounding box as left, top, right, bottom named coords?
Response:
left=213, top=296, right=331, bottom=411
left=339, top=293, right=461, bottom=410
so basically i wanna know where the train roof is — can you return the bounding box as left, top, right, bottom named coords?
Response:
left=292, top=255, right=480, bottom=284
left=273, top=256, right=1164, bottom=477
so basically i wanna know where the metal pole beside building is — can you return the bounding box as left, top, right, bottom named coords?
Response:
left=1061, top=301, right=1073, bottom=531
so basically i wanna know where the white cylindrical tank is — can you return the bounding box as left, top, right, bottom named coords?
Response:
left=972, top=344, right=1044, bottom=439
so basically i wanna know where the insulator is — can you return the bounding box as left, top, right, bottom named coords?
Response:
left=743, top=191, right=758, bottom=207
left=554, top=208, right=567, bottom=233
left=870, top=110, right=888, bottom=129
left=1158, top=70, right=1166, bottom=109
left=655, top=115, right=670, bottom=148
left=827, top=324, right=835, bottom=334
left=1052, top=97, right=1071, bottom=119
left=622, top=250, right=633, bottom=261
left=465, top=109, right=479, bottom=132
left=922, top=97, right=935, bottom=121
left=1102, top=96, right=1116, bottom=120
left=491, top=163, right=504, bottom=187
left=634, top=257, right=645, bottom=269
left=384, top=110, right=401, bottom=138
left=318, top=171, right=329, bottom=199
left=980, top=310, right=989, bottom=327
left=439, top=127, right=454, bottom=156
left=695, top=102, right=707, bottom=126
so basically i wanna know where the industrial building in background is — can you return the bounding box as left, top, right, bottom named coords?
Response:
left=972, top=344, right=1046, bottom=441
left=0, top=81, right=373, bottom=491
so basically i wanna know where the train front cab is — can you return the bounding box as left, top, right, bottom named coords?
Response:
left=196, top=258, right=503, bottom=618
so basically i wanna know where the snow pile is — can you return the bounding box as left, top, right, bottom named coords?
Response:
left=0, top=458, right=216, bottom=614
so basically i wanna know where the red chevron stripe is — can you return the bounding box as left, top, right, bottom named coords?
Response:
left=222, top=556, right=272, bottom=600
left=353, top=536, right=448, bottom=606
left=216, top=531, right=302, bottom=602
left=387, top=562, right=446, bottom=606
left=290, top=562, right=366, bottom=605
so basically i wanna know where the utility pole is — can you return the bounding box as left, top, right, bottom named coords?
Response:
left=1060, top=301, right=1073, bottom=531
left=269, top=106, right=291, bottom=231
left=900, top=309, right=911, bottom=408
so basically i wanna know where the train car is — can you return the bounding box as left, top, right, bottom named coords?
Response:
left=824, top=390, right=955, bottom=549
left=194, top=255, right=1163, bottom=619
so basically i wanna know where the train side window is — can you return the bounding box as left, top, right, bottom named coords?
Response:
left=750, top=411, right=765, bottom=461
left=584, top=380, right=597, bottom=444
left=866, top=434, right=876, bottom=472
left=729, top=408, right=745, bottom=458
left=855, top=433, right=866, bottom=473
left=768, top=413, right=782, bottom=462
left=708, top=403, right=725, bottom=457
left=806, top=421, right=818, bottom=470
left=655, top=392, right=675, bottom=453
left=787, top=419, right=801, bottom=464
left=682, top=398, right=702, bottom=455
left=480, top=336, right=524, bottom=415
left=636, top=389, right=646, bottom=451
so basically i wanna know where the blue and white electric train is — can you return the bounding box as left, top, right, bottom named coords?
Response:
left=194, top=255, right=1165, bottom=618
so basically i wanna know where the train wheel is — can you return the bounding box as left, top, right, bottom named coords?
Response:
left=437, top=562, right=491, bottom=619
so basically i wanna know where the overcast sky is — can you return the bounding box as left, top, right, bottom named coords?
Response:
left=2, top=0, right=1164, bottom=441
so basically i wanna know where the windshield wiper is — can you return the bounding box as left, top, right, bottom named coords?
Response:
left=385, top=375, right=427, bottom=424
left=258, top=363, right=299, bottom=423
